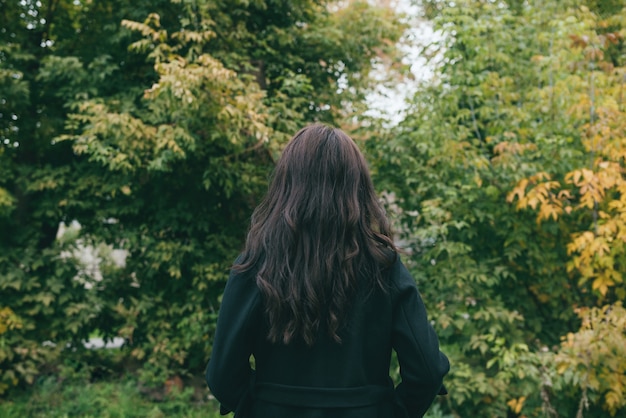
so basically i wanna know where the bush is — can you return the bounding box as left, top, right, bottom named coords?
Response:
left=0, top=376, right=219, bottom=418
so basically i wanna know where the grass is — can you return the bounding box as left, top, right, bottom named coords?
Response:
left=0, top=377, right=223, bottom=418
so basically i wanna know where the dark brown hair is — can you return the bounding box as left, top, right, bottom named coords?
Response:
left=235, top=124, right=396, bottom=345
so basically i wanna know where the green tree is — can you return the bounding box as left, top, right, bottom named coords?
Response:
left=372, top=0, right=626, bottom=416
left=0, top=0, right=404, bottom=393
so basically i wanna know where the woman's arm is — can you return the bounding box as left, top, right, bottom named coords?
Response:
left=391, top=259, right=450, bottom=418
left=206, top=269, right=260, bottom=414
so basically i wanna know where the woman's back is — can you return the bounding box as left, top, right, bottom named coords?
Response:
left=207, top=255, right=449, bottom=418
left=205, top=124, right=449, bottom=417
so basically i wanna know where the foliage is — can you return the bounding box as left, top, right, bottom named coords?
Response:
left=556, top=302, right=626, bottom=416
left=0, top=0, right=404, bottom=395
left=370, top=0, right=626, bottom=416
left=7, top=0, right=626, bottom=416
left=0, top=376, right=220, bottom=418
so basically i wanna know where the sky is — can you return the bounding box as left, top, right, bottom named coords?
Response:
left=365, top=0, right=441, bottom=124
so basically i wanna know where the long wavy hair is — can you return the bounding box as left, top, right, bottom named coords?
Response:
left=234, top=124, right=396, bottom=345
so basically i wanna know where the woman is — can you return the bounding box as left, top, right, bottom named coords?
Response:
left=206, top=124, right=449, bottom=418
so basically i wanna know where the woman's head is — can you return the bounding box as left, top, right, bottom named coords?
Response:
left=236, top=123, right=396, bottom=345
left=269, top=124, right=375, bottom=236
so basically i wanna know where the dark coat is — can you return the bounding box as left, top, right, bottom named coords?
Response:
left=206, top=255, right=450, bottom=418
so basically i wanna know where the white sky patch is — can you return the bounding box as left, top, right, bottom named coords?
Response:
left=366, top=0, right=442, bottom=125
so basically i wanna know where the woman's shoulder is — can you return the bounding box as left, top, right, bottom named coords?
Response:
left=387, top=254, right=418, bottom=292
left=229, top=253, right=258, bottom=278
left=219, top=260, right=262, bottom=323
left=224, top=255, right=260, bottom=297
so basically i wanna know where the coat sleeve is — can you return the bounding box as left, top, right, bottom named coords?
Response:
left=391, top=259, right=450, bottom=418
left=206, top=268, right=260, bottom=415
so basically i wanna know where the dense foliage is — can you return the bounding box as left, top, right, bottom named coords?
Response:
left=370, top=0, right=626, bottom=416
left=2, top=0, right=626, bottom=417
left=0, top=0, right=403, bottom=394
left=0, top=375, right=221, bottom=417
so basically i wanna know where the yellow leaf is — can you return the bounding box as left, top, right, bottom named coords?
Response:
left=558, top=189, right=572, bottom=200
left=591, top=275, right=614, bottom=296
left=507, top=396, right=526, bottom=414
left=569, top=169, right=582, bottom=186
left=507, top=179, right=528, bottom=203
